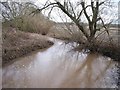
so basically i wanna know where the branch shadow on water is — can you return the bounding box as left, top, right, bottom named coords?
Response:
left=60, top=52, right=114, bottom=88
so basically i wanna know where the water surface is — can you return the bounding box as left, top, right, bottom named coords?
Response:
left=2, top=39, right=118, bottom=88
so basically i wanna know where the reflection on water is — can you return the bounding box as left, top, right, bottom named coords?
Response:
left=2, top=39, right=118, bottom=88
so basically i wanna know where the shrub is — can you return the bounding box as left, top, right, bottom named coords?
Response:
left=2, top=2, right=54, bottom=34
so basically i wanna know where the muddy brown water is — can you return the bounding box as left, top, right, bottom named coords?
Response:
left=2, top=38, right=119, bottom=88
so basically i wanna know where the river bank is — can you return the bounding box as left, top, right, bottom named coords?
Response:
left=48, top=24, right=120, bottom=61
left=2, top=27, right=53, bottom=66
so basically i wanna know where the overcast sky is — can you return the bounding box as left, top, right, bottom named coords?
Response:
left=32, top=0, right=119, bottom=23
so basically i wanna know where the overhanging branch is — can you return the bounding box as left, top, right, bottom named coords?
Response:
left=56, top=1, right=89, bottom=38
left=29, top=3, right=57, bottom=15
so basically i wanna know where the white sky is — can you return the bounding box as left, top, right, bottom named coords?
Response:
left=32, top=0, right=119, bottom=23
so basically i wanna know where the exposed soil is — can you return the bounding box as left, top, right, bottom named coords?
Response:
left=2, top=27, right=53, bottom=66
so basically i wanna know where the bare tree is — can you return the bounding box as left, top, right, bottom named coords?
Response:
left=32, top=0, right=116, bottom=43
left=0, top=1, right=37, bottom=21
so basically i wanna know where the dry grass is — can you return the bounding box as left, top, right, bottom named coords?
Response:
left=48, top=23, right=71, bottom=40
left=73, top=37, right=120, bottom=61
left=48, top=23, right=86, bottom=42
left=3, top=13, right=54, bottom=35
left=2, top=3, right=54, bottom=35
left=2, top=27, right=53, bottom=65
left=2, top=9, right=55, bottom=65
